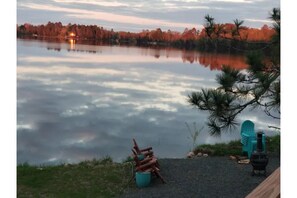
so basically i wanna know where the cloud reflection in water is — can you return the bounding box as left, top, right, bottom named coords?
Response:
left=17, top=39, right=279, bottom=165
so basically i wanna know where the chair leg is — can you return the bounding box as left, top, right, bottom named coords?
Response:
left=153, top=169, right=166, bottom=183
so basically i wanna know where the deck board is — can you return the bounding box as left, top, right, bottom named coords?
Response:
left=246, top=167, right=280, bottom=198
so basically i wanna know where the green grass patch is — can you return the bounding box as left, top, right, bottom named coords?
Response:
left=266, top=134, right=280, bottom=155
left=193, top=135, right=280, bottom=156
left=17, top=158, right=134, bottom=198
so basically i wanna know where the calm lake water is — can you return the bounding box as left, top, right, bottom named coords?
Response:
left=17, top=39, right=279, bottom=165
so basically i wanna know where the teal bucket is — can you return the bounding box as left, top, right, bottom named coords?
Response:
left=135, top=172, right=151, bottom=187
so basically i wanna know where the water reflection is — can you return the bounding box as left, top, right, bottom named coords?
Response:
left=17, top=39, right=279, bottom=165
left=69, top=39, right=76, bottom=51
left=23, top=38, right=248, bottom=70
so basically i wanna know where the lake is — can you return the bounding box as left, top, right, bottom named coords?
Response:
left=17, top=39, right=279, bottom=165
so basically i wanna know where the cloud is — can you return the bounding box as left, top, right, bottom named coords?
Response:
left=17, top=0, right=280, bottom=32
left=18, top=54, right=180, bottom=65
left=20, top=3, right=200, bottom=30
left=244, top=18, right=273, bottom=24
left=17, top=65, right=125, bottom=76
left=53, top=0, right=129, bottom=7
left=211, top=0, right=253, bottom=3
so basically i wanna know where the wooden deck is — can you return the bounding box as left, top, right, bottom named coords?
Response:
left=246, top=167, right=280, bottom=198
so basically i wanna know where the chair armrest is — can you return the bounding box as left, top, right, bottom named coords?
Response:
left=140, top=147, right=153, bottom=152
left=135, top=159, right=158, bottom=171
left=138, top=156, right=154, bottom=165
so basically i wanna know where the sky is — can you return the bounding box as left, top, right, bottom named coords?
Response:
left=17, top=0, right=280, bottom=32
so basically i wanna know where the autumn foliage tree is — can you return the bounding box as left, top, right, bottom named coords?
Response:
left=17, top=18, right=276, bottom=51
left=187, top=8, right=280, bottom=135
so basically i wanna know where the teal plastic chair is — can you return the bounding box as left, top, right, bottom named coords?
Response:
left=241, top=120, right=256, bottom=158
left=240, top=120, right=266, bottom=158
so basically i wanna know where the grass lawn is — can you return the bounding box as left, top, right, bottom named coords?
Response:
left=17, top=157, right=133, bottom=198
left=193, top=134, right=280, bottom=157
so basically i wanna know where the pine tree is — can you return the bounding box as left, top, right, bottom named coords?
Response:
left=188, top=8, right=280, bottom=136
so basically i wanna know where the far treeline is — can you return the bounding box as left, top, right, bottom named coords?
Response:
left=17, top=17, right=276, bottom=53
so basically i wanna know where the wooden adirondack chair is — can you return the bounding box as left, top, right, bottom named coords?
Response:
left=132, top=148, right=160, bottom=169
left=131, top=149, right=165, bottom=183
left=132, top=138, right=154, bottom=157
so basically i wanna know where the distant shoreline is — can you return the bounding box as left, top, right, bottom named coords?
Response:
left=17, top=34, right=271, bottom=57
left=17, top=22, right=275, bottom=54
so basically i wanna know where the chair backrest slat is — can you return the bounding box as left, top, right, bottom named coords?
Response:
left=241, top=120, right=255, bottom=136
